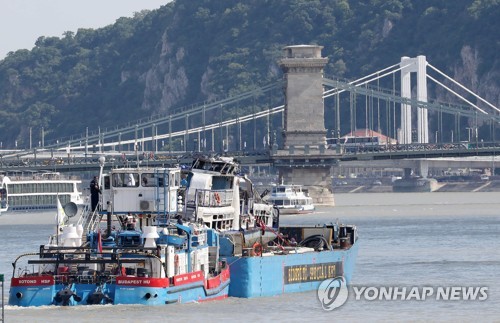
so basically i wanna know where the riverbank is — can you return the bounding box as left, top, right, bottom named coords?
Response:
left=333, top=180, right=500, bottom=193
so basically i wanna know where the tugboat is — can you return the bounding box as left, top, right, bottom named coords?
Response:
left=9, top=164, right=229, bottom=306
left=10, top=224, right=229, bottom=306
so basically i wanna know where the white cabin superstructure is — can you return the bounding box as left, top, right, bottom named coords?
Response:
left=182, top=157, right=275, bottom=231
left=99, top=167, right=181, bottom=218
left=73, top=157, right=278, bottom=258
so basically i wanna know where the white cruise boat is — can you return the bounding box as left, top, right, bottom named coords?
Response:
left=0, top=172, right=83, bottom=212
left=266, top=182, right=315, bottom=214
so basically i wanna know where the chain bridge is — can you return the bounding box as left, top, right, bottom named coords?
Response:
left=1, top=45, right=499, bottom=202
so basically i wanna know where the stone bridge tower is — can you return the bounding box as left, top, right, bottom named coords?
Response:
left=275, top=45, right=335, bottom=205
left=280, top=45, right=328, bottom=147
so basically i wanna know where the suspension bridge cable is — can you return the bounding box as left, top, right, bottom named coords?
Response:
left=428, top=63, right=499, bottom=113
left=427, top=74, right=489, bottom=115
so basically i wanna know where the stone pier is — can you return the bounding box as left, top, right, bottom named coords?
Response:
left=279, top=167, right=335, bottom=205
left=273, top=44, right=336, bottom=205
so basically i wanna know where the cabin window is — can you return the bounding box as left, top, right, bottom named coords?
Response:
left=112, top=173, right=139, bottom=187
left=175, top=172, right=180, bottom=186
left=158, top=173, right=169, bottom=187
left=112, top=174, right=122, bottom=187
left=141, top=173, right=155, bottom=187
left=212, top=176, right=232, bottom=190
left=104, top=176, right=111, bottom=189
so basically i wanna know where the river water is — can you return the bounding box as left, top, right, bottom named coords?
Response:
left=1, top=192, right=499, bottom=322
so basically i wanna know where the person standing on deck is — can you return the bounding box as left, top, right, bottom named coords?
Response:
left=90, top=176, right=101, bottom=212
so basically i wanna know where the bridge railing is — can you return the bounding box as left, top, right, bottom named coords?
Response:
left=338, top=141, right=500, bottom=155
left=4, top=142, right=500, bottom=171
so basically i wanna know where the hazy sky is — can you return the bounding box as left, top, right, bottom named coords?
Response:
left=0, top=0, right=170, bottom=59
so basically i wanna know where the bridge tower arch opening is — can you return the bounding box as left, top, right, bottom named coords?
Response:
left=276, top=45, right=335, bottom=205
left=400, top=55, right=428, bottom=144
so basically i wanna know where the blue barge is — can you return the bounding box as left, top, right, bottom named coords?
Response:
left=221, top=223, right=359, bottom=297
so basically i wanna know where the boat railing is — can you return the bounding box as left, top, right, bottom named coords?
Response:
left=76, top=199, right=100, bottom=233
left=12, top=247, right=165, bottom=282
left=87, top=210, right=101, bottom=233
left=193, top=189, right=233, bottom=208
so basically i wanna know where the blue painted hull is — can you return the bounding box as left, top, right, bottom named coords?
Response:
left=9, top=283, right=114, bottom=307
left=10, top=284, right=57, bottom=307
left=226, top=243, right=359, bottom=298
left=9, top=273, right=230, bottom=306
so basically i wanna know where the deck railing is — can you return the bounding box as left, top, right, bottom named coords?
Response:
left=193, top=189, right=233, bottom=207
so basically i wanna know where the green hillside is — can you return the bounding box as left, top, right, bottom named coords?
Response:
left=0, top=0, right=498, bottom=148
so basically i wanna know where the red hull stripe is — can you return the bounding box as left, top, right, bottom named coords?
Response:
left=220, top=267, right=230, bottom=282
left=116, top=276, right=169, bottom=287
left=207, top=277, right=221, bottom=289
left=11, top=276, right=55, bottom=286
left=173, top=271, right=204, bottom=286
left=206, top=267, right=230, bottom=289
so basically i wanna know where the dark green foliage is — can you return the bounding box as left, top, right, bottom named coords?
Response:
left=0, top=0, right=498, bottom=148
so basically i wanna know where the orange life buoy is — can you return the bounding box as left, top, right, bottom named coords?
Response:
left=214, top=192, right=221, bottom=204
left=252, top=242, right=263, bottom=257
